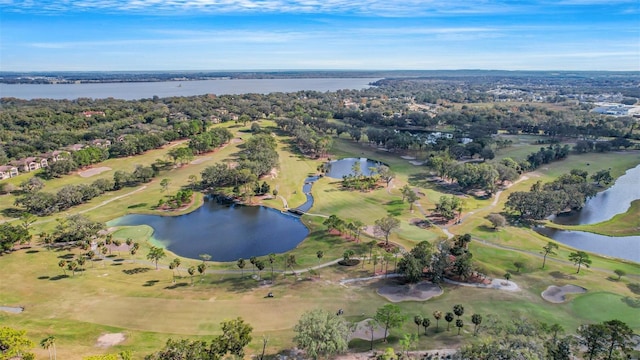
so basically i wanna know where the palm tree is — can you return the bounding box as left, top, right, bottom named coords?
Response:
left=250, top=256, right=257, bottom=274
left=352, top=220, right=364, bottom=242
left=76, top=257, right=86, bottom=275
left=445, top=312, right=454, bottom=331
left=105, top=234, right=113, bottom=255
left=367, top=240, right=377, bottom=263
left=456, top=319, right=464, bottom=335
left=40, top=335, right=56, bottom=360
left=113, top=239, right=122, bottom=255
left=86, top=250, right=95, bottom=268
left=255, top=259, right=265, bottom=280
left=471, top=314, right=482, bottom=335
left=67, top=260, right=78, bottom=276
left=392, top=247, right=400, bottom=272
left=453, top=304, right=464, bottom=319
left=268, top=253, right=276, bottom=281
left=237, top=258, right=246, bottom=277
left=413, top=315, right=423, bottom=337
left=286, top=254, right=297, bottom=274
left=172, top=258, right=181, bottom=276
left=422, top=317, right=431, bottom=335
left=433, top=311, right=442, bottom=331
left=58, top=260, right=67, bottom=276
left=188, top=266, right=196, bottom=285
left=541, top=242, right=558, bottom=269
left=197, top=263, right=206, bottom=277
left=168, top=262, right=176, bottom=283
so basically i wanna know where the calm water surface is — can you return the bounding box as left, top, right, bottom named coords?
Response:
left=325, top=158, right=383, bottom=179
left=109, top=198, right=308, bottom=261
left=551, top=163, right=640, bottom=225
left=539, top=162, right=640, bottom=263
left=0, top=78, right=380, bottom=100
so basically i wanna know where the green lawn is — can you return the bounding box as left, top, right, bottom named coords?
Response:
left=1, top=132, right=639, bottom=359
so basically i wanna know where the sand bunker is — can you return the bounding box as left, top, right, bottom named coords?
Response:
left=79, top=167, right=111, bottom=178
left=96, top=333, right=126, bottom=348
left=350, top=318, right=386, bottom=341
left=542, top=284, right=587, bottom=303
left=0, top=306, right=24, bottom=314
left=408, top=160, right=425, bottom=166
left=377, top=282, right=443, bottom=302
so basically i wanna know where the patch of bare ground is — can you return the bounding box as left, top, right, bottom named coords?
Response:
left=96, top=333, right=125, bottom=348
left=78, top=166, right=111, bottom=178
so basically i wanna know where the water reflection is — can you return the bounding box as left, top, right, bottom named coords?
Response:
left=110, top=197, right=309, bottom=261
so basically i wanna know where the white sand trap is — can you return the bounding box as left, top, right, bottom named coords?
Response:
left=409, top=160, right=424, bottom=166
left=0, top=306, right=24, bottom=314
left=79, top=167, right=111, bottom=178
left=542, top=284, right=587, bottom=303
left=351, top=318, right=386, bottom=341
left=96, top=333, right=126, bottom=348
left=377, top=282, right=443, bottom=302
left=400, top=156, right=416, bottom=160
left=191, top=156, right=212, bottom=165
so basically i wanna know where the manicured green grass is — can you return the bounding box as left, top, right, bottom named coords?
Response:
left=2, top=131, right=640, bottom=359
left=571, top=292, right=640, bottom=328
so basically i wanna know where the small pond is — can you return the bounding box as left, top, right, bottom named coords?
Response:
left=325, top=158, right=383, bottom=179
left=109, top=198, right=309, bottom=262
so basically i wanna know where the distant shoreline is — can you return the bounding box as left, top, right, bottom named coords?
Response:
left=2, top=69, right=638, bottom=85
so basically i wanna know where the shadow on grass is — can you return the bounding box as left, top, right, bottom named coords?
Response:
left=49, top=274, right=69, bottom=281
left=0, top=207, right=24, bottom=218
left=549, top=271, right=576, bottom=280
left=216, top=276, right=259, bottom=293
left=628, top=283, right=640, bottom=295
left=25, top=250, right=39, bottom=254
left=143, top=280, right=160, bottom=287
left=57, top=253, right=75, bottom=259
left=113, top=258, right=125, bottom=262
left=37, top=276, right=50, bottom=280
left=123, top=267, right=151, bottom=275
left=127, top=203, right=148, bottom=209
left=111, top=263, right=123, bottom=266
left=165, top=282, right=189, bottom=289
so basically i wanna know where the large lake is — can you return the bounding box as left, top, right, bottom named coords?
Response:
left=109, top=198, right=309, bottom=262
left=0, top=78, right=380, bottom=100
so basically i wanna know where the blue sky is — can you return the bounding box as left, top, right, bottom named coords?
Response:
left=1, top=0, right=639, bottom=71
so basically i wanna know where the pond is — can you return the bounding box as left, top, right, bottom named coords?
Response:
left=550, top=163, right=640, bottom=225
left=538, top=163, right=640, bottom=263
left=108, top=197, right=309, bottom=262
left=325, top=158, right=383, bottom=179
left=535, top=227, right=640, bottom=263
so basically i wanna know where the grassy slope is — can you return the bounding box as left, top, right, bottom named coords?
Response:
left=1, top=132, right=639, bottom=359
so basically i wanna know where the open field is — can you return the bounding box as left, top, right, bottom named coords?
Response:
left=1, top=131, right=639, bottom=359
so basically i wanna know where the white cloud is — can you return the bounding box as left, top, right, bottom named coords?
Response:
left=0, top=0, right=529, bottom=16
